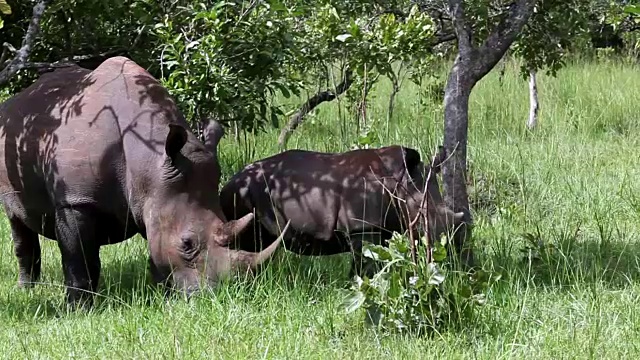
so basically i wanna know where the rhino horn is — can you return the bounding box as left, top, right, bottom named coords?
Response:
left=247, top=220, right=291, bottom=268
left=226, top=220, right=291, bottom=271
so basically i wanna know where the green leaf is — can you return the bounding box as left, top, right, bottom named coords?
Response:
left=388, top=272, right=401, bottom=299
left=267, top=0, right=287, bottom=12
left=270, top=111, right=279, bottom=128
left=362, top=244, right=392, bottom=261
left=624, top=5, right=640, bottom=15
left=457, top=284, right=472, bottom=299
left=427, top=263, right=445, bottom=286
left=374, top=274, right=390, bottom=297
left=389, top=233, right=410, bottom=256
left=0, top=0, right=11, bottom=15
left=365, top=305, right=383, bottom=326
left=186, top=40, right=201, bottom=50
left=343, top=290, right=365, bottom=314
left=274, top=83, right=290, bottom=98
left=335, top=34, right=352, bottom=42
left=0, top=18, right=3, bottom=30
left=432, top=242, right=447, bottom=262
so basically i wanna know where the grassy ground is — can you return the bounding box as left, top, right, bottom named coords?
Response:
left=1, top=58, right=640, bottom=358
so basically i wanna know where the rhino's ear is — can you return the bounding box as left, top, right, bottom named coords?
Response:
left=402, top=147, right=422, bottom=173
left=203, top=118, right=225, bottom=153
left=165, top=124, right=188, bottom=160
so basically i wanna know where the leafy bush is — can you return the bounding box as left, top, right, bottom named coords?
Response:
left=344, top=232, right=500, bottom=335
left=153, top=0, right=304, bottom=131
left=0, top=0, right=10, bottom=28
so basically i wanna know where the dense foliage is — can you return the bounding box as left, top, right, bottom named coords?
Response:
left=2, top=0, right=637, bottom=130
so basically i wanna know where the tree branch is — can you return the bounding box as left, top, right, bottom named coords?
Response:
left=0, top=0, right=51, bottom=87
left=473, top=0, right=537, bottom=80
left=3, top=22, right=146, bottom=78
left=0, top=43, right=16, bottom=68
left=49, top=28, right=144, bottom=70
left=24, top=61, right=75, bottom=71
left=433, top=31, right=457, bottom=45
left=447, top=0, right=474, bottom=54
left=278, top=69, right=353, bottom=149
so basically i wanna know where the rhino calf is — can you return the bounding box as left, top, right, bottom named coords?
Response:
left=0, top=57, right=288, bottom=308
left=220, top=145, right=465, bottom=277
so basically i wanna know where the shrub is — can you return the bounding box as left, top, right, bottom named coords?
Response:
left=344, top=232, right=500, bottom=335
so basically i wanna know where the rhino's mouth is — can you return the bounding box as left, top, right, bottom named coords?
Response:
left=151, top=220, right=292, bottom=295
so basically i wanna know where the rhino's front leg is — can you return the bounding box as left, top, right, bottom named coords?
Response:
left=55, top=206, right=101, bottom=309
left=8, top=216, right=41, bottom=288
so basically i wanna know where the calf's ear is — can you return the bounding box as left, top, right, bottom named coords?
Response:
left=402, top=147, right=422, bottom=173
left=203, top=118, right=225, bottom=153
left=165, top=124, right=188, bottom=160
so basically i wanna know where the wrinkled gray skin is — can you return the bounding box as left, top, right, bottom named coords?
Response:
left=220, top=145, right=464, bottom=277
left=0, top=57, right=286, bottom=308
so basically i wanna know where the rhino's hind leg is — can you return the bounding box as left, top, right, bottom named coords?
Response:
left=9, top=217, right=41, bottom=288
left=55, top=206, right=101, bottom=308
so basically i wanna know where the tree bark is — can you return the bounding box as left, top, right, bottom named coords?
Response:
left=442, top=0, right=537, bottom=267
left=278, top=69, right=353, bottom=149
left=0, top=0, right=50, bottom=87
left=527, top=69, right=539, bottom=130
left=442, top=56, right=474, bottom=266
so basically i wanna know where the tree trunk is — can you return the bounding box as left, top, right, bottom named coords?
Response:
left=527, top=69, right=539, bottom=130
left=442, top=57, right=474, bottom=267
left=387, top=73, right=400, bottom=123
left=441, top=0, right=537, bottom=268
left=278, top=69, right=353, bottom=149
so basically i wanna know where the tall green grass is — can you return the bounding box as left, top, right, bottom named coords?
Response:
left=1, top=58, right=640, bottom=358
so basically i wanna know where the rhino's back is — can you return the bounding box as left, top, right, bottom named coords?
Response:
left=0, top=58, right=160, bottom=239
left=222, top=147, right=411, bottom=238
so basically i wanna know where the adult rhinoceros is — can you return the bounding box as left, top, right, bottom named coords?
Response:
left=0, top=56, right=287, bottom=307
